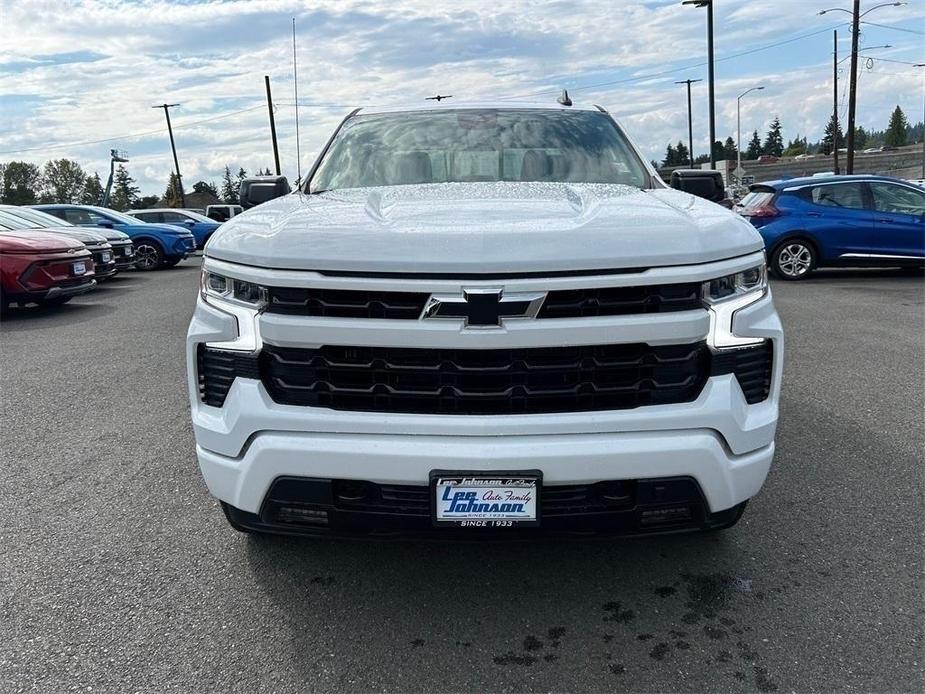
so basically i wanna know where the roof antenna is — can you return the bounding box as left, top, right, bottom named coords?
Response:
left=557, top=89, right=572, bottom=107
left=425, top=94, right=453, bottom=102
left=292, top=17, right=302, bottom=189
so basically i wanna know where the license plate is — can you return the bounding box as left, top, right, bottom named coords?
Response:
left=101, top=252, right=112, bottom=262
left=431, top=470, right=541, bottom=528
left=124, top=247, right=133, bottom=256
left=72, top=261, right=87, bottom=276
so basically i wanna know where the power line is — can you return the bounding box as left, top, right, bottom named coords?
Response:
left=0, top=104, right=266, bottom=155
left=496, top=23, right=848, bottom=101
left=867, top=56, right=925, bottom=65
left=861, top=20, right=925, bottom=35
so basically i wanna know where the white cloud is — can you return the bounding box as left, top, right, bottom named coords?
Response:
left=1, top=0, right=922, bottom=194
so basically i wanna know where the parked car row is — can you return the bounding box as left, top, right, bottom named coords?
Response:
left=0, top=202, right=222, bottom=314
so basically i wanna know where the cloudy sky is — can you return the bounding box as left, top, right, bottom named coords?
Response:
left=1, top=0, right=923, bottom=195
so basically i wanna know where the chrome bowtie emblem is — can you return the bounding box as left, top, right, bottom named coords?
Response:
left=421, top=288, right=546, bottom=328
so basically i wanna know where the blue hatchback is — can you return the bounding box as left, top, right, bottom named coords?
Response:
left=34, top=204, right=196, bottom=271
left=125, top=208, right=221, bottom=249
left=740, top=175, right=925, bottom=279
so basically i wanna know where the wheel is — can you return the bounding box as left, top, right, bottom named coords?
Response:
left=771, top=239, right=816, bottom=280
left=161, top=257, right=182, bottom=268
left=36, top=296, right=72, bottom=307
left=133, top=241, right=164, bottom=271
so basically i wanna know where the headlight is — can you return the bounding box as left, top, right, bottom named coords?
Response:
left=199, top=270, right=266, bottom=352
left=703, top=263, right=768, bottom=349
left=702, top=264, right=767, bottom=304
left=200, top=270, right=267, bottom=308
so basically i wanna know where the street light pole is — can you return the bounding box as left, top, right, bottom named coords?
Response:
left=846, top=0, right=861, bottom=173
left=819, top=2, right=906, bottom=173
left=833, top=30, right=840, bottom=174
left=683, top=0, right=716, bottom=169
left=737, top=86, right=764, bottom=185
left=675, top=78, right=703, bottom=166
left=153, top=103, right=185, bottom=207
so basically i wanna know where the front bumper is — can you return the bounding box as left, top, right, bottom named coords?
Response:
left=15, top=278, right=97, bottom=303
left=188, top=253, right=784, bottom=532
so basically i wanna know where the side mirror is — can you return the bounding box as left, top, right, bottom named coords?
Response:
left=96, top=219, right=114, bottom=228
left=183, top=219, right=196, bottom=227
left=239, top=176, right=291, bottom=209
left=669, top=169, right=725, bottom=203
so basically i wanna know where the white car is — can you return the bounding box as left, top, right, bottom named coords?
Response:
left=186, top=102, right=784, bottom=537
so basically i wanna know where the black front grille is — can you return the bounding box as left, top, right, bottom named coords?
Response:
left=539, top=283, right=701, bottom=318
left=259, top=342, right=710, bottom=415
left=711, top=341, right=773, bottom=404
left=330, top=480, right=636, bottom=517
left=267, top=287, right=428, bottom=319
left=264, top=282, right=703, bottom=320
left=197, top=346, right=260, bottom=407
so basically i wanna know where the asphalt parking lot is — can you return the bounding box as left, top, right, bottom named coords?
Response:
left=1, top=261, right=922, bottom=693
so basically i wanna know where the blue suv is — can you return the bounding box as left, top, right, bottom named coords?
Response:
left=34, top=204, right=196, bottom=271
left=740, top=175, right=925, bottom=280
left=126, top=208, right=221, bottom=249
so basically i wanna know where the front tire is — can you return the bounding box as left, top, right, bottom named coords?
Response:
left=771, top=239, right=816, bottom=280
left=133, top=241, right=164, bottom=271
left=161, top=257, right=182, bottom=268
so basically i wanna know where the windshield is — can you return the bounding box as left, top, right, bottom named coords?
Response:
left=0, top=210, right=34, bottom=230
left=90, top=207, right=142, bottom=225
left=311, top=109, right=649, bottom=191
left=177, top=210, right=215, bottom=223
left=2, top=206, right=72, bottom=229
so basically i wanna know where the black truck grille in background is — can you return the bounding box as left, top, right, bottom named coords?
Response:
left=198, top=340, right=773, bottom=411
left=258, top=342, right=710, bottom=415
left=711, top=341, right=773, bottom=404
left=197, top=345, right=260, bottom=407
left=264, top=282, right=703, bottom=320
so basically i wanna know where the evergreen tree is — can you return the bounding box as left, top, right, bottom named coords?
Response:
left=136, top=195, right=160, bottom=209
left=821, top=114, right=844, bottom=155
left=109, top=165, right=140, bottom=211
left=235, top=167, right=248, bottom=192
left=746, top=130, right=762, bottom=160
left=782, top=136, right=807, bottom=157
left=675, top=140, right=690, bottom=167
left=220, top=166, right=238, bottom=204
left=711, top=140, right=725, bottom=162
left=884, top=105, right=908, bottom=147
left=762, top=117, right=784, bottom=157
left=164, top=172, right=182, bottom=207
left=723, top=136, right=737, bottom=160
left=854, top=126, right=868, bottom=150
left=192, top=180, right=219, bottom=198
left=662, top=143, right=677, bottom=167
left=82, top=172, right=104, bottom=205
left=1, top=161, right=42, bottom=205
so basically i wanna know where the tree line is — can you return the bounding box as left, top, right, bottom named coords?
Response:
left=660, top=104, right=921, bottom=168
left=0, top=160, right=273, bottom=210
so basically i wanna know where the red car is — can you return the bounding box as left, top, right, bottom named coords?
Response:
left=0, top=226, right=96, bottom=314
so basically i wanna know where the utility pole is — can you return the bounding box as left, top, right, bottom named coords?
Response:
left=737, top=86, right=764, bottom=187
left=682, top=1, right=716, bottom=169
left=265, top=76, right=281, bottom=176
left=675, top=79, right=702, bottom=167
left=833, top=30, right=840, bottom=175
left=153, top=103, right=185, bottom=207
left=846, top=0, right=861, bottom=173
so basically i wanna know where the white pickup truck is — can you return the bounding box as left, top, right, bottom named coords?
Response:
left=186, top=101, right=783, bottom=537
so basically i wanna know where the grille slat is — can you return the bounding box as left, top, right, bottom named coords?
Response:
left=710, top=342, right=773, bottom=404
left=265, top=283, right=703, bottom=320
left=259, top=342, right=710, bottom=415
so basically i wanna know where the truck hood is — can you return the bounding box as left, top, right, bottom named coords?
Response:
left=206, top=182, right=764, bottom=274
